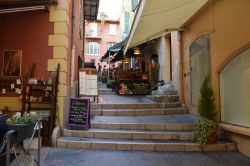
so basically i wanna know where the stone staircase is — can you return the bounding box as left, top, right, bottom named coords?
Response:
left=98, top=83, right=114, bottom=95
left=56, top=102, right=236, bottom=152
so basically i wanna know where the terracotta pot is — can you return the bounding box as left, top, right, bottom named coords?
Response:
left=206, top=125, right=218, bottom=144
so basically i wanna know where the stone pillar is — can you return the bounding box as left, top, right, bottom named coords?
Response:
left=48, top=1, right=70, bottom=126
left=158, top=36, right=171, bottom=82
left=171, top=31, right=182, bottom=100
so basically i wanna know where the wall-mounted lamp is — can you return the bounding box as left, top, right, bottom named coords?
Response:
left=134, top=47, right=140, bottom=55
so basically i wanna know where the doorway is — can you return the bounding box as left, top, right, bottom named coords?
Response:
left=190, top=35, right=211, bottom=105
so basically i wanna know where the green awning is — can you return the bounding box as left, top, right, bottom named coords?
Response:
left=100, top=38, right=127, bottom=62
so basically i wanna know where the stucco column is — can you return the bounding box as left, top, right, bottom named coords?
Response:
left=170, top=31, right=182, bottom=100
left=48, top=1, right=70, bottom=127
left=158, top=36, right=171, bottom=82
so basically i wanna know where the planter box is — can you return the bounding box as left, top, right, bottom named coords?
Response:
left=7, top=123, right=36, bottom=143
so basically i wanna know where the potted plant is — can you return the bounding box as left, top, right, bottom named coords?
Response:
left=6, top=112, right=39, bottom=142
left=194, top=118, right=217, bottom=145
left=106, top=80, right=113, bottom=88
left=193, top=74, right=217, bottom=144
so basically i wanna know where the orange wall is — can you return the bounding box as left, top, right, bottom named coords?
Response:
left=181, top=0, right=250, bottom=116
left=0, top=11, right=53, bottom=80
left=85, top=20, right=121, bottom=67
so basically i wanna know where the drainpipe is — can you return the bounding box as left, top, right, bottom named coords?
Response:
left=70, top=0, right=76, bottom=93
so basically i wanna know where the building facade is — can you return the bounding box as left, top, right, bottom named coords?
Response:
left=84, top=20, right=121, bottom=67
left=120, top=0, right=138, bottom=40
left=126, top=0, right=250, bottom=157
left=0, top=0, right=99, bottom=126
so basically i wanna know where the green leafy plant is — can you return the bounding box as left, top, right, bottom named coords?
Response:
left=6, top=113, right=39, bottom=125
left=193, top=118, right=216, bottom=145
left=198, top=74, right=217, bottom=121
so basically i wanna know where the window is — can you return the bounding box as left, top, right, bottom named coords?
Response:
left=107, top=42, right=116, bottom=50
left=190, top=35, right=211, bottom=105
left=87, top=42, right=99, bottom=55
left=131, top=0, right=138, bottom=11
left=220, top=48, right=250, bottom=127
left=123, top=12, right=130, bottom=39
left=109, top=24, right=117, bottom=35
left=89, top=23, right=98, bottom=37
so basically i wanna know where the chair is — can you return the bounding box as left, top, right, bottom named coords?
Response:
left=0, top=130, right=16, bottom=166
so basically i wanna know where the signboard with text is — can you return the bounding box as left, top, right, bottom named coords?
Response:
left=67, top=98, right=90, bottom=130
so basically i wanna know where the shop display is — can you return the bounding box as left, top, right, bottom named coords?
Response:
left=116, top=70, right=150, bottom=95
left=21, top=64, right=60, bottom=146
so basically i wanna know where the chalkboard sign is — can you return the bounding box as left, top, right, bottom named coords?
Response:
left=68, top=98, right=90, bottom=130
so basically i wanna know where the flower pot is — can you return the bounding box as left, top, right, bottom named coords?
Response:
left=7, top=123, right=36, bottom=143
left=206, top=125, right=217, bottom=144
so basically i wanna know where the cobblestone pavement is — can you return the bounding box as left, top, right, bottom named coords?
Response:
left=43, top=148, right=250, bottom=166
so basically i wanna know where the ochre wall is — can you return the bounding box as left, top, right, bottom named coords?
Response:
left=182, top=0, right=250, bottom=115
left=0, top=10, right=53, bottom=110
left=181, top=0, right=250, bottom=157
left=0, top=11, right=53, bottom=79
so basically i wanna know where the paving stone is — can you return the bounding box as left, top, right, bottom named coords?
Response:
left=203, top=144, right=226, bottom=152
left=135, top=110, right=151, bottom=116
left=150, top=133, right=172, bottom=140
left=122, top=123, right=146, bottom=130
left=117, top=143, right=132, bottom=151
left=102, top=110, right=117, bottom=116
left=100, top=123, right=122, bottom=129
left=146, top=124, right=165, bottom=130
left=184, top=143, right=202, bottom=151
left=151, top=109, right=165, bottom=115
left=91, top=142, right=117, bottom=150
left=226, top=143, right=237, bottom=151
left=133, top=132, right=151, bottom=140
left=132, top=143, right=154, bottom=151
left=91, top=109, right=102, bottom=116
left=165, top=124, right=183, bottom=131
left=91, top=123, right=100, bottom=128
left=114, top=132, right=133, bottom=139
left=62, top=129, right=72, bottom=137
left=117, top=110, right=136, bottom=116
left=94, top=131, right=114, bottom=139
left=116, top=104, right=137, bottom=109
left=155, top=143, right=185, bottom=152
left=102, top=104, right=116, bottom=109
left=57, top=139, right=67, bottom=148
left=137, top=104, right=151, bottom=109
left=67, top=141, right=90, bottom=149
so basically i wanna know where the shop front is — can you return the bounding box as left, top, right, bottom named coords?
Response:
left=125, top=0, right=250, bottom=157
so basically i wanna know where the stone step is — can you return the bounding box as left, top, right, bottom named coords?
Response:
left=91, top=114, right=198, bottom=129
left=91, top=122, right=194, bottom=131
left=99, top=88, right=113, bottom=92
left=57, top=137, right=236, bottom=152
left=91, top=107, right=189, bottom=116
left=99, top=92, right=115, bottom=95
left=91, top=102, right=182, bottom=109
left=62, top=129, right=194, bottom=141
left=147, top=95, right=179, bottom=102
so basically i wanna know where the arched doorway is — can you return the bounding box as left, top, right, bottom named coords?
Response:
left=220, top=47, right=250, bottom=127
left=190, top=35, right=211, bottom=105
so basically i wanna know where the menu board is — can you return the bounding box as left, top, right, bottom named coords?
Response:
left=68, top=98, right=90, bottom=129
left=79, top=68, right=98, bottom=97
